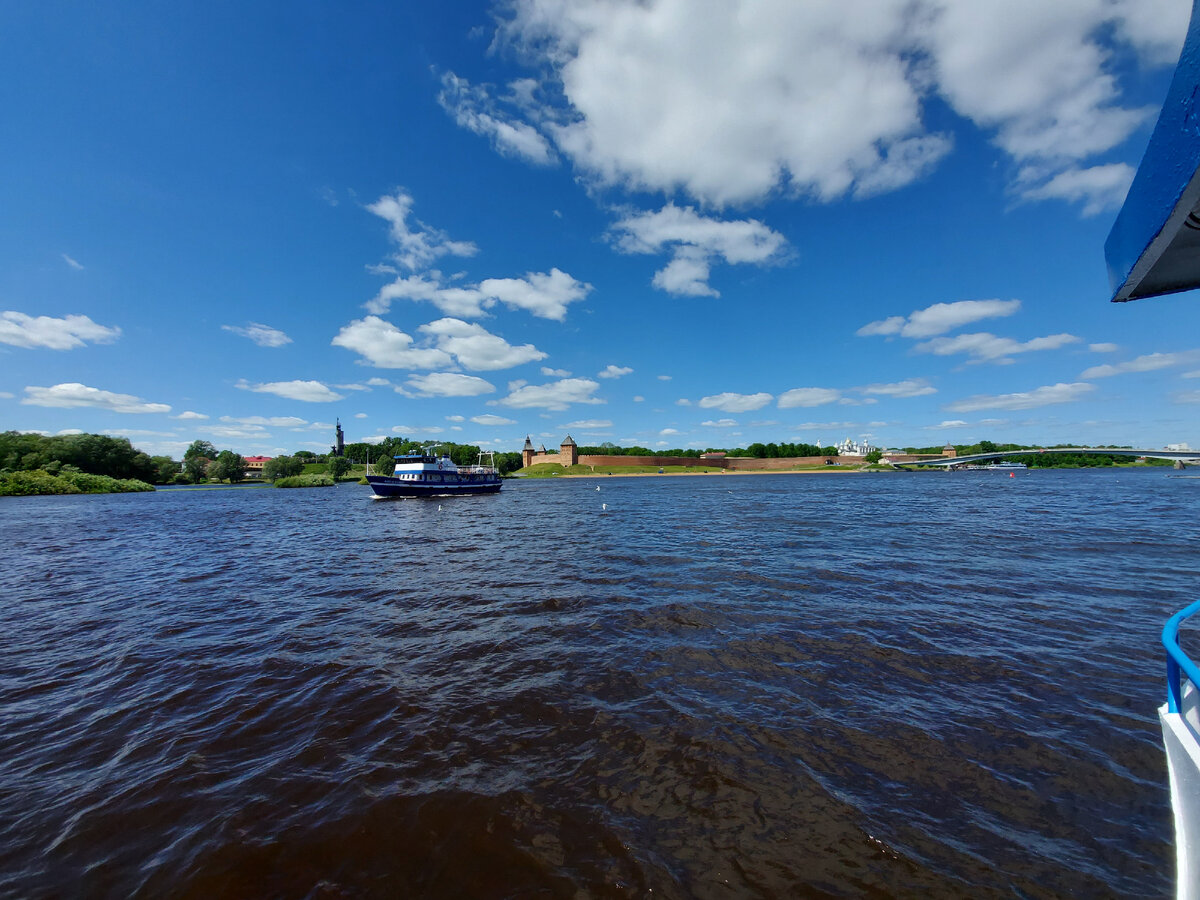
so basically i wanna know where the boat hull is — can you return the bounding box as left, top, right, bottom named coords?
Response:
left=365, top=474, right=501, bottom=498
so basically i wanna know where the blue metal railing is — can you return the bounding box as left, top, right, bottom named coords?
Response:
left=1164, top=600, right=1200, bottom=713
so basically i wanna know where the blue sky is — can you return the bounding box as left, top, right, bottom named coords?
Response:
left=4, top=0, right=1200, bottom=458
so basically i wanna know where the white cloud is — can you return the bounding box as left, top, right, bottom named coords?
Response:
left=945, top=382, right=1094, bottom=412
left=470, top=414, right=517, bottom=426
left=404, top=373, right=497, bottom=397
left=438, top=72, right=558, bottom=165
left=778, top=387, right=842, bottom=408
left=496, top=377, right=604, bottom=410
left=391, top=425, right=445, bottom=435
left=915, top=332, right=1080, bottom=363
left=222, top=322, right=292, bottom=348
left=1109, top=0, right=1190, bottom=65
left=478, top=268, right=592, bottom=320
left=613, top=204, right=787, bottom=263
left=701, top=418, right=738, bottom=427
left=598, top=364, right=633, bottom=379
left=1081, top=351, right=1199, bottom=379
left=660, top=427, right=680, bottom=435
left=332, top=317, right=454, bottom=370
left=22, top=382, right=170, bottom=414
left=172, top=410, right=208, bottom=420
left=236, top=379, right=345, bottom=402
left=542, top=366, right=571, bottom=377
left=367, top=189, right=477, bottom=271
left=925, top=2, right=1153, bottom=164
left=220, top=415, right=308, bottom=427
left=61, top=254, right=84, bottom=270
left=858, top=378, right=936, bottom=398
left=858, top=299, right=1021, bottom=339
left=0, top=311, right=121, bottom=350
left=856, top=316, right=908, bottom=337
left=931, top=420, right=970, bottom=428
left=657, top=374, right=672, bottom=381
left=354, top=412, right=368, bottom=418
left=471, top=0, right=1178, bottom=217
left=632, top=395, right=644, bottom=402
left=1017, top=163, right=1135, bottom=216
left=1090, top=342, right=1119, bottom=353
left=652, top=250, right=715, bottom=297
left=419, top=318, right=547, bottom=370
left=676, top=398, right=691, bottom=406
left=0, top=392, right=14, bottom=399
left=699, top=391, right=772, bottom=413
left=611, top=204, right=787, bottom=296
left=367, top=273, right=489, bottom=318
left=200, top=425, right=269, bottom=439
left=790, top=420, right=859, bottom=432
left=564, top=419, right=613, bottom=429
left=497, top=0, right=949, bottom=205
left=446, top=415, right=465, bottom=422
left=365, top=377, right=392, bottom=387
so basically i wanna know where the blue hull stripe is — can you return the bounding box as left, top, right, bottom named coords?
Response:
left=365, top=475, right=501, bottom=498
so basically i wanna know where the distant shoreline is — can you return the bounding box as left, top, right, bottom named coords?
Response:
left=525, top=467, right=874, bottom=479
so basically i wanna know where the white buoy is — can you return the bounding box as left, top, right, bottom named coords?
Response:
left=602, top=502, right=607, bottom=510
left=595, top=486, right=600, bottom=491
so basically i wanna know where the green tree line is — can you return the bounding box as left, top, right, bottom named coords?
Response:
left=0, top=430, right=169, bottom=482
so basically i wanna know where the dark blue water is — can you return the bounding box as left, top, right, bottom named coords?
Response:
left=0, top=469, right=1193, bottom=897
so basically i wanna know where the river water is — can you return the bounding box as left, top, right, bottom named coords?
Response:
left=0, top=468, right=1194, bottom=897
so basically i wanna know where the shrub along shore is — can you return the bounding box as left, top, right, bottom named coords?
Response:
left=0, top=469, right=154, bottom=496
left=273, top=474, right=335, bottom=488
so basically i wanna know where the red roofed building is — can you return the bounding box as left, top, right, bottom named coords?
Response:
left=244, top=456, right=273, bottom=477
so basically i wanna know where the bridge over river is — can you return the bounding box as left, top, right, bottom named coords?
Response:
left=896, top=447, right=1200, bottom=468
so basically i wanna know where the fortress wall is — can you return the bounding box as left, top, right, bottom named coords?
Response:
left=524, top=452, right=885, bottom=471
left=578, top=455, right=702, bottom=468
left=724, top=456, right=849, bottom=470
left=528, top=451, right=570, bottom=466
left=575, top=455, right=859, bottom=469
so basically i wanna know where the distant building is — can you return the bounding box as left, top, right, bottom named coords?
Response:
left=1167, top=442, right=1192, bottom=451
left=834, top=436, right=877, bottom=456
left=244, top=455, right=272, bottom=476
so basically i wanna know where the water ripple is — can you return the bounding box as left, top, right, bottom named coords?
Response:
left=0, top=470, right=1192, bottom=897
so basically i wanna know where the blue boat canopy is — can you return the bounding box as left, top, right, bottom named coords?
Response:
left=1106, top=0, right=1200, bottom=301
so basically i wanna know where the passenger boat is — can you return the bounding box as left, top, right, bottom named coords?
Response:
left=364, top=448, right=501, bottom=498
left=1106, top=2, right=1200, bottom=894
left=984, top=461, right=1028, bottom=471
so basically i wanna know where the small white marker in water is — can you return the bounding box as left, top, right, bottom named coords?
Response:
left=601, top=502, right=607, bottom=511
left=595, top=486, right=600, bottom=491
left=438, top=504, right=442, bottom=510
